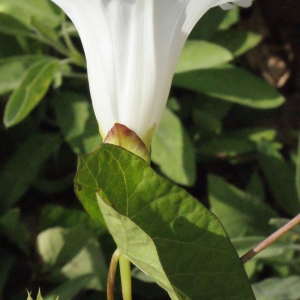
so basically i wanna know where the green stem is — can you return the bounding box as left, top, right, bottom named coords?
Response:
left=107, top=249, right=121, bottom=300
left=119, top=255, right=132, bottom=300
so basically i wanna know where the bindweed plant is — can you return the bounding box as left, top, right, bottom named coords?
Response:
left=0, top=0, right=300, bottom=299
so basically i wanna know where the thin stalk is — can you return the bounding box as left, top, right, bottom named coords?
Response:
left=119, top=255, right=132, bottom=300
left=240, top=213, right=300, bottom=264
left=61, top=20, right=86, bottom=67
left=61, top=20, right=77, bottom=53
left=107, top=249, right=121, bottom=300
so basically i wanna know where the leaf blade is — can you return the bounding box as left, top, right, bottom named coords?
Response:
left=76, top=144, right=256, bottom=300
left=173, top=64, right=285, bottom=109
left=3, top=58, right=59, bottom=127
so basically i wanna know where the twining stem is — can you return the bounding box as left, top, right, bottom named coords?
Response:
left=240, top=213, right=300, bottom=264
left=119, top=255, right=132, bottom=300
left=107, top=249, right=121, bottom=300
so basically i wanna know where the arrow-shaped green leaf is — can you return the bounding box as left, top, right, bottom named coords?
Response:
left=75, top=144, right=255, bottom=300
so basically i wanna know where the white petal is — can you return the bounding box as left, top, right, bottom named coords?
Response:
left=219, top=3, right=235, bottom=10
left=51, top=0, right=253, bottom=140
left=234, top=0, right=253, bottom=7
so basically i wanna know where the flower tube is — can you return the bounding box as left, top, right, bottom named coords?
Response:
left=52, top=0, right=252, bottom=149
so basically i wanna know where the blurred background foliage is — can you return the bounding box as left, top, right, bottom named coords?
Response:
left=0, top=0, right=300, bottom=299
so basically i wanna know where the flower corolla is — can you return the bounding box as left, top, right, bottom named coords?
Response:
left=52, top=0, right=253, bottom=147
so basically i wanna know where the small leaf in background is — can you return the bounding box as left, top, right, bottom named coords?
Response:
left=232, top=235, right=295, bottom=279
left=151, top=108, right=196, bottom=186
left=4, top=58, right=60, bottom=128
left=231, top=128, right=278, bottom=145
left=252, top=276, right=300, bottom=300
left=258, top=141, right=300, bottom=216
left=211, top=29, right=262, bottom=57
left=175, top=40, right=233, bottom=73
left=0, top=209, right=30, bottom=254
left=209, top=175, right=278, bottom=238
left=232, top=236, right=294, bottom=262
left=54, top=92, right=102, bottom=155
left=197, top=136, right=256, bottom=160
left=37, top=227, right=107, bottom=291
left=217, top=5, right=239, bottom=30
left=246, top=172, right=265, bottom=203
left=269, top=218, right=300, bottom=237
left=0, top=0, right=60, bottom=28
left=0, top=55, right=49, bottom=95
left=39, top=205, right=107, bottom=237
left=192, top=109, right=222, bottom=137
left=76, top=144, right=255, bottom=300
left=30, top=16, right=58, bottom=42
left=189, top=6, right=227, bottom=40
left=173, top=64, right=285, bottom=109
left=193, top=95, right=233, bottom=120
left=0, top=134, right=61, bottom=212
left=0, top=13, right=31, bottom=37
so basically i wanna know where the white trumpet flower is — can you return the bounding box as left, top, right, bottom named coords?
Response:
left=52, top=0, right=252, bottom=148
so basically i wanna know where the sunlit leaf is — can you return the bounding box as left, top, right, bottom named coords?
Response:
left=253, top=276, right=300, bottom=300
left=76, top=144, right=255, bottom=300
left=0, top=55, right=49, bottom=95
left=37, top=227, right=107, bottom=291
left=211, top=29, right=262, bottom=56
left=152, top=108, right=196, bottom=186
left=39, top=205, right=106, bottom=237
left=4, top=58, right=59, bottom=127
left=53, top=92, right=102, bottom=155
left=173, top=64, right=285, bottom=109
left=0, top=0, right=60, bottom=28
left=175, top=40, right=233, bottom=73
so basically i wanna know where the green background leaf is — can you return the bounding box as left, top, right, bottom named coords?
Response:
left=0, top=134, right=61, bottom=212
left=152, top=108, right=196, bottom=186
left=175, top=40, right=233, bottom=73
left=211, top=29, right=262, bottom=57
left=209, top=175, right=277, bottom=238
left=0, top=55, right=49, bottom=95
left=4, top=58, right=59, bottom=127
left=53, top=92, right=102, bottom=155
left=173, top=64, right=285, bottom=109
left=37, top=226, right=107, bottom=291
left=252, top=276, right=300, bottom=300
left=0, top=0, right=60, bottom=28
